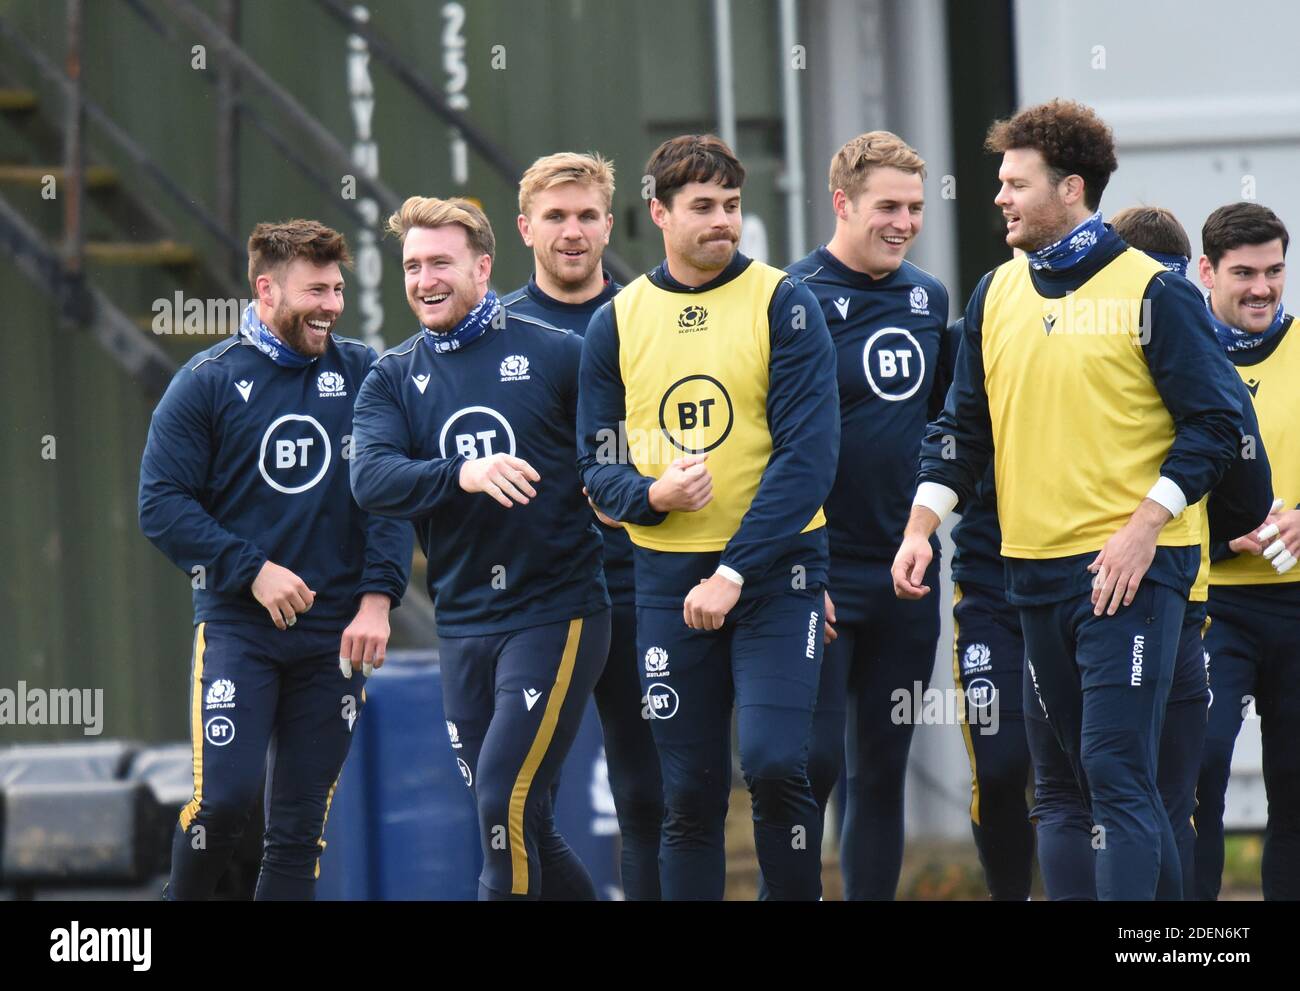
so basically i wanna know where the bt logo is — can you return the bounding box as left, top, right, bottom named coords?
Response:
left=438, top=405, right=517, bottom=460
left=862, top=327, right=926, bottom=402
left=965, top=677, right=997, bottom=710
left=258, top=414, right=332, bottom=494
left=658, top=375, right=733, bottom=454
left=644, top=683, right=679, bottom=720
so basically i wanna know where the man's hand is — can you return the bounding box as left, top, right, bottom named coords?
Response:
left=1228, top=531, right=1266, bottom=555
left=1261, top=507, right=1300, bottom=575
left=252, top=560, right=315, bottom=630
left=1229, top=497, right=1286, bottom=555
left=1088, top=498, right=1171, bottom=616
left=892, top=536, right=934, bottom=598
left=823, top=590, right=837, bottom=644
left=892, top=506, right=940, bottom=599
left=583, top=486, right=623, bottom=529
left=649, top=454, right=712, bottom=513
left=339, top=593, right=391, bottom=679
left=459, top=453, right=540, bottom=508
left=683, top=572, right=741, bottom=631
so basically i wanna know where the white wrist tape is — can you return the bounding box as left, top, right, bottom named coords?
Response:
left=913, top=482, right=959, bottom=523
left=716, top=565, right=744, bottom=587
left=1145, top=476, right=1188, bottom=518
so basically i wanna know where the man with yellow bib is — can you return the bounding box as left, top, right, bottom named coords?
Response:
left=892, top=101, right=1243, bottom=900
left=577, top=135, right=839, bottom=900
left=1193, top=202, right=1300, bottom=901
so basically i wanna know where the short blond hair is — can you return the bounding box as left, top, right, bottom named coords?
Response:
left=518, top=152, right=615, bottom=216
left=828, top=131, right=926, bottom=202
left=386, top=195, right=495, bottom=259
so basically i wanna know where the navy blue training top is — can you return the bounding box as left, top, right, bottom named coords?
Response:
left=350, top=312, right=608, bottom=636
left=786, top=246, right=951, bottom=611
left=139, top=333, right=413, bottom=630
left=500, top=273, right=634, bottom=606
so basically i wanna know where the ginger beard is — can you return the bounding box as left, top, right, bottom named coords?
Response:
left=409, top=274, right=483, bottom=333
left=522, top=182, right=612, bottom=296
left=403, top=224, right=490, bottom=333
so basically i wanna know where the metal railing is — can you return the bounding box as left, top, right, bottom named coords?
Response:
left=0, top=11, right=248, bottom=298
left=309, top=0, right=637, bottom=283
left=0, top=191, right=177, bottom=395
left=0, top=0, right=645, bottom=394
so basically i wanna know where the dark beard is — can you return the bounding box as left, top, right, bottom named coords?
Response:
left=270, top=305, right=327, bottom=357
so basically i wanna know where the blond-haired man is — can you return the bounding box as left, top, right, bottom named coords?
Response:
left=785, top=131, right=951, bottom=899
left=350, top=196, right=611, bottom=900
left=505, top=153, right=664, bottom=900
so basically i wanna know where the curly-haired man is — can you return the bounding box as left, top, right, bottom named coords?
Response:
left=892, top=100, right=1246, bottom=900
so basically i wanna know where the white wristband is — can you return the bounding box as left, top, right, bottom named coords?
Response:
left=715, top=565, right=744, bottom=587
left=913, top=482, right=959, bottom=524
left=1145, top=476, right=1188, bottom=518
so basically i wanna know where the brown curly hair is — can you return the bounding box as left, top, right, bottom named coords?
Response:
left=985, top=99, right=1118, bottom=211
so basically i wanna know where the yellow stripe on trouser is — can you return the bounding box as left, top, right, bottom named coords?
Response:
left=314, top=776, right=341, bottom=879
left=951, top=585, right=982, bottom=826
left=179, top=622, right=207, bottom=831
left=315, top=690, right=364, bottom=878
left=508, top=617, right=583, bottom=895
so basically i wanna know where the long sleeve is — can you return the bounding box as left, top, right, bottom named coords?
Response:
left=718, top=280, right=840, bottom=580
left=576, top=302, right=669, bottom=526
left=350, top=349, right=415, bottom=607
left=350, top=362, right=466, bottom=519
left=138, top=368, right=268, bottom=594
left=916, top=273, right=997, bottom=510
left=926, top=290, right=956, bottom=421
left=1207, top=375, right=1274, bottom=544
left=1141, top=272, right=1243, bottom=508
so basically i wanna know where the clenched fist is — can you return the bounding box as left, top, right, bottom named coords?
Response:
left=252, top=560, right=315, bottom=630
left=649, top=454, right=713, bottom=513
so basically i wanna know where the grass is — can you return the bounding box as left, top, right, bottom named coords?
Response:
left=721, top=787, right=1266, bottom=900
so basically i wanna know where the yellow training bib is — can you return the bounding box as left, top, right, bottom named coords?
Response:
left=613, top=261, right=826, bottom=552
left=981, top=251, right=1199, bottom=558
left=1212, top=320, right=1300, bottom=586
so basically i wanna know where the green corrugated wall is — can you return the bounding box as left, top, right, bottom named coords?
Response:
left=0, top=0, right=787, bottom=741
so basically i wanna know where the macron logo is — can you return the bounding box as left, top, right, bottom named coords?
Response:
left=832, top=297, right=850, bottom=320
left=523, top=688, right=543, bottom=711
left=234, top=379, right=253, bottom=402
left=411, top=373, right=430, bottom=395
left=1130, top=634, right=1146, bottom=687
